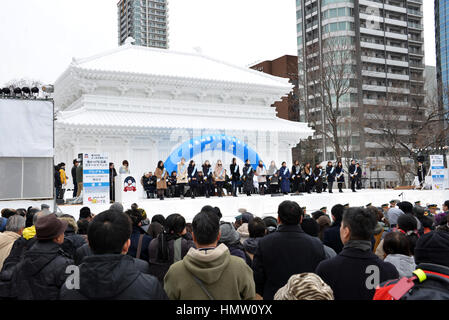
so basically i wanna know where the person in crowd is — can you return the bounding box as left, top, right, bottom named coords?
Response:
left=188, top=160, right=199, bottom=199
left=219, top=222, right=249, bottom=264
left=312, top=210, right=327, bottom=221
left=390, top=199, right=398, bottom=209
left=255, top=160, right=267, bottom=195
left=335, top=161, right=345, bottom=193
left=177, top=158, right=188, bottom=200
left=148, top=214, right=194, bottom=282
left=316, top=207, right=399, bottom=300
left=142, top=172, right=157, bottom=199
left=15, top=213, right=73, bottom=300
left=291, top=160, right=302, bottom=194
left=317, top=215, right=331, bottom=242
left=326, top=161, right=336, bottom=194
left=312, top=163, right=323, bottom=193
left=155, top=161, right=168, bottom=200
left=384, top=206, right=404, bottom=228
left=202, top=160, right=214, bottom=198
left=301, top=217, right=336, bottom=259
left=71, top=159, right=79, bottom=198
left=25, top=207, right=39, bottom=228
left=243, top=217, right=266, bottom=262
left=398, top=201, right=422, bottom=230
left=434, top=200, right=449, bottom=226
left=61, top=210, right=167, bottom=300
left=167, top=171, right=178, bottom=198
left=242, top=160, right=254, bottom=197
left=163, top=210, right=255, bottom=300
left=262, top=217, right=278, bottom=234
left=382, top=231, right=416, bottom=278
left=236, top=212, right=253, bottom=244
left=366, top=206, right=385, bottom=253
left=323, top=204, right=344, bottom=254
left=303, top=162, right=313, bottom=194
left=279, top=162, right=291, bottom=195
left=230, top=158, right=240, bottom=197
left=125, top=209, right=152, bottom=262
left=252, top=201, right=325, bottom=300
left=77, top=219, right=89, bottom=238
left=348, top=159, right=357, bottom=192
left=374, top=230, right=449, bottom=300
left=59, top=215, right=87, bottom=259
left=146, top=214, right=166, bottom=239
left=0, top=215, right=25, bottom=270
left=110, top=202, right=124, bottom=214
left=213, top=160, right=226, bottom=197
left=75, top=159, right=83, bottom=197
left=274, top=273, right=334, bottom=301
left=414, top=206, right=434, bottom=235
left=119, top=160, right=130, bottom=174
left=78, top=207, right=94, bottom=223
left=108, top=162, right=117, bottom=202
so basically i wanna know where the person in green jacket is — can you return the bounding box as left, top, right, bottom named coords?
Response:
left=163, top=210, right=256, bottom=300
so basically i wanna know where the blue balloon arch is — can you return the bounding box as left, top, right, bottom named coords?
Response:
left=164, top=134, right=263, bottom=174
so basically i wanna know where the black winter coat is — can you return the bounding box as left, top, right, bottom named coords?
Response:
left=60, top=254, right=168, bottom=300
left=128, top=225, right=152, bottom=261
left=61, top=226, right=87, bottom=259
left=16, top=241, right=73, bottom=300
left=349, top=164, right=357, bottom=180
left=326, top=165, right=336, bottom=183
left=316, top=247, right=399, bottom=300
left=252, top=224, right=326, bottom=300
left=188, top=165, right=199, bottom=186
left=335, top=166, right=345, bottom=183
left=323, top=221, right=344, bottom=254
left=230, top=164, right=240, bottom=181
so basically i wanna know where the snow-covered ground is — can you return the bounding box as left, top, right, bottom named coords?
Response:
left=1, top=189, right=448, bottom=223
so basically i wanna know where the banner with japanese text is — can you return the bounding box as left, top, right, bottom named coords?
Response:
left=83, top=153, right=110, bottom=205
left=430, top=155, right=446, bottom=190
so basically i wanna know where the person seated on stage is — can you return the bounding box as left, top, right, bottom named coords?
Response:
left=142, top=172, right=157, bottom=199
left=224, top=170, right=233, bottom=196
left=268, top=170, right=280, bottom=194
left=197, top=171, right=206, bottom=197
left=213, top=160, right=226, bottom=197
left=167, top=171, right=177, bottom=198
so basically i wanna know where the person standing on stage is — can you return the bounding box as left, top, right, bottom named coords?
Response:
left=348, top=159, right=357, bottom=192
left=356, top=162, right=362, bottom=190
left=155, top=161, right=168, bottom=200
left=109, top=162, right=117, bottom=202
left=335, top=161, right=345, bottom=193
left=291, top=160, right=302, bottom=194
left=177, top=158, right=188, bottom=199
left=71, top=159, right=79, bottom=198
left=279, top=162, right=291, bottom=195
left=417, top=161, right=426, bottom=189
left=256, top=160, right=267, bottom=195
left=119, top=160, right=130, bottom=174
left=313, top=164, right=323, bottom=194
left=326, top=161, right=336, bottom=194
left=214, top=160, right=226, bottom=197
left=188, top=160, right=199, bottom=199
left=304, top=163, right=313, bottom=194
left=202, top=160, right=214, bottom=198
left=242, top=160, right=255, bottom=196
left=230, top=158, right=240, bottom=197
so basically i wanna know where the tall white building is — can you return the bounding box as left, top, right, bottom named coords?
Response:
left=296, top=0, right=425, bottom=188
left=118, top=0, right=169, bottom=49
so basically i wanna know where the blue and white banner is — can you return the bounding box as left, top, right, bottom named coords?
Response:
left=83, top=153, right=110, bottom=205
left=430, top=155, right=446, bottom=190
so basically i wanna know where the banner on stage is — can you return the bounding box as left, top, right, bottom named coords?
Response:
left=430, top=155, right=446, bottom=190
left=83, top=153, right=110, bottom=205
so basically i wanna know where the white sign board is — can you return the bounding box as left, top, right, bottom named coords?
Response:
left=430, top=154, right=446, bottom=190
left=83, top=153, right=110, bottom=205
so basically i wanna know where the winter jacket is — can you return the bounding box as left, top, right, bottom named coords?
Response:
left=256, top=166, right=267, bottom=183
left=155, top=167, right=168, bottom=189
left=188, top=165, right=199, bottom=186
left=61, top=225, right=87, bottom=259
left=148, top=235, right=195, bottom=282
left=76, top=165, right=83, bottom=183
left=326, top=165, right=336, bottom=183
left=384, top=254, right=416, bottom=278
left=60, top=254, right=167, bottom=300
left=142, top=175, right=157, bottom=192
left=164, top=244, right=256, bottom=300
left=323, top=221, right=344, bottom=254
left=316, top=246, right=399, bottom=300
left=177, top=162, right=188, bottom=184
left=128, top=225, right=152, bottom=261
left=16, top=241, right=73, bottom=300
left=279, top=166, right=291, bottom=193
left=230, top=164, right=240, bottom=181
left=71, top=166, right=77, bottom=184
left=237, top=223, right=250, bottom=244
left=252, top=224, right=326, bottom=300
left=0, top=232, right=21, bottom=270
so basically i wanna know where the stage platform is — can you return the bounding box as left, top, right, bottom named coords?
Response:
left=2, top=189, right=448, bottom=222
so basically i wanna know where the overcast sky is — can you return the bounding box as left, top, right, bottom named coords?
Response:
left=0, top=0, right=437, bottom=86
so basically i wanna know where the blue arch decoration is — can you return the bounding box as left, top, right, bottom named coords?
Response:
left=164, top=134, right=263, bottom=174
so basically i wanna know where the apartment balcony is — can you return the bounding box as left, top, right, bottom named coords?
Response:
left=408, top=35, right=424, bottom=43
left=362, top=85, right=388, bottom=92
left=407, top=8, right=423, bottom=17
left=385, top=31, right=408, bottom=41
left=384, top=17, right=407, bottom=27
left=362, top=70, right=387, bottom=78
left=388, top=87, right=410, bottom=94
left=409, top=61, right=425, bottom=69
left=386, top=73, right=409, bottom=81
left=409, top=48, right=424, bottom=56
left=408, top=21, right=423, bottom=30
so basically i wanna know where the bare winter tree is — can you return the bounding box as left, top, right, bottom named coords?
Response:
left=3, top=78, right=44, bottom=89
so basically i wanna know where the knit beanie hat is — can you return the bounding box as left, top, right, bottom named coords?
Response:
left=219, top=222, right=240, bottom=245
left=414, top=231, right=449, bottom=267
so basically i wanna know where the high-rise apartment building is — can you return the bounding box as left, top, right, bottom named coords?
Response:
left=296, top=0, right=425, bottom=187
left=118, top=0, right=169, bottom=49
left=435, top=0, right=449, bottom=117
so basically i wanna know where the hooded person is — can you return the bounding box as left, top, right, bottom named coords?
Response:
left=243, top=217, right=267, bottom=261
left=384, top=207, right=404, bottom=228
left=237, top=212, right=253, bottom=244
left=219, top=222, right=249, bottom=264
left=15, top=213, right=73, bottom=300
left=61, top=210, right=167, bottom=300
left=59, top=215, right=87, bottom=259
left=163, top=211, right=256, bottom=300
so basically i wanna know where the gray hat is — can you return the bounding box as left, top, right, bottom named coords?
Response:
left=385, top=207, right=404, bottom=226
left=110, top=202, right=124, bottom=213
left=219, top=222, right=240, bottom=245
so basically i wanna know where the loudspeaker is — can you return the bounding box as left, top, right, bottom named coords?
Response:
left=271, top=193, right=284, bottom=197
